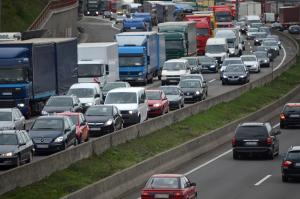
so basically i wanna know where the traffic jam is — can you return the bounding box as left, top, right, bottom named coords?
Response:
left=1, top=0, right=300, bottom=198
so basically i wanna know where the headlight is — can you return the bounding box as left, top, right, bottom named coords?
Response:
left=87, top=11, right=90, bottom=14
left=240, top=75, right=246, bottom=78
left=223, top=75, right=228, bottom=78
left=138, top=72, right=143, bottom=76
left=54, top=136, right=64, bottom=143
left=87, top=102, right=93, bottom=106
left=161, top=75, right=167, bottom=80
left=42, top=110, right=48, bottom=115
left=275, top=48, right=278, bottom=51
left=195, top=91, right=200, bottom=95
left=153, top=103, right=161, bottom=107
left=105, top=119, right=113, bottom=126
left=96, top=11, right=99, bottom=14
left=128, top=110, right=134, bottom=114
left=1, top=152, right=13, bottom=157
left=210, top=65, right=215, bottom=68
left=264, top=60, right=268, bottom=63
left=17, top=103, right=25, bottom=108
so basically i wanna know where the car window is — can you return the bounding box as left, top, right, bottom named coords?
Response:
left=236, top=126, right=268, bottom=138
left=146, top=177, right=180, bottom=189
left=19, top=132, right=28, bottom=143
left=0, top=134, right=18, bottom=145
left=284, top=105, right=300, bottom=114
left=17, top=133, right=25, bottom=144
left=64, top=119, right=71, bottom=129
left=287, top=151, right=300, bottom=161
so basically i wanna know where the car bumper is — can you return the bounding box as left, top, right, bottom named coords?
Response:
left=281, top=119, right=300, bottom=127
left=223, top=78, right=247, bottom=84
left=89, top=125, right=114, bottom=136
left=121, top=113, right=140, bottom=125
left=282, top=168, right=300, bottom=178
left=0, top=156, right=18, bottom=166
left=148, top=107, right=164, bottom=116
left=34, top=142, right=65, bottom=152
left=184, top=95, right=202, bottom=102
left=162, top=78, right=180, bottom=85
left=233, top=147, right=272, bottom=154
left=169, top=101, right=180, bottom=109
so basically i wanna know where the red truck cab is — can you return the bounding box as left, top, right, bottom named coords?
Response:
left=209, top=5, right=233, bottom=27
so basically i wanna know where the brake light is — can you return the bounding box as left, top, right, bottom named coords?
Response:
left=267, top=137, right=273, bottom=145
left=282, top=160, right=292, bottom=168
left=141, top=191, right=149, bottom=197
left=280, top=113, right=286, bottom=120
left=232, top=137, right=237, bottom=147
left=174, top=191, right=184, bottom=198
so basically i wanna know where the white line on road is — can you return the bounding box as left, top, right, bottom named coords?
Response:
left=274, top=45, right=286, bottom=71
left=273, top=123, right=280, bottom=128
left=254, top=175, right=272, bottom=186
left=208, top=79, right=216, bottom=83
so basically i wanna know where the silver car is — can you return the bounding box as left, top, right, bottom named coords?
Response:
left=0, top=108, right=26, bottom=130
left=241, top=55, right=260, bottom=73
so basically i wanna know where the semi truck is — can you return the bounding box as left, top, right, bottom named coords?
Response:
left=0, top=38, right=77, bottom=117
left=239, top=1, right=261, bottom=19
left=132, top=12, right=153, bottom=31
left=158, top=21, right=197, bottom=60
left=85, top=0, right=100, bottom=16
left=116, top=32, right=165, bottom=85
left=77, top=42, right=119, bottom=87
left=209, top=5, right=233, bottom=28
left=279, top=6, right=300, bottom=29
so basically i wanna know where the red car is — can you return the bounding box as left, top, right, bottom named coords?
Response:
left=57, top=112, right=89, bottom=143
left=141, top=174, right=197, bottom=199
left=146, top=90, right=169, bottom=117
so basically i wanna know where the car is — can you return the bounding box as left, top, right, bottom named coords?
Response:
left=42, top=96, right=83, bottom=115
left=241, top=55, right=260, bottom=73
left=180, top=74, right=208, bottom=97
left=161, top=59, right=191, bottom=85
left=141, top=174, right=197, bottom=199
left=281, top=146, right=300, bottom=182
left=288, top=25, right=300, bottom=34
left=57, top=112, right=89, bottom=143
left=67, top=83, right=102, bottom=112
left=246, top=28, right=259, bottom=40
left=85, top=105, right=123, bottom=136
left=0, top=108, right=25, bottom=130
left=146, top=90, right=169, bottom=116
left=220, top=57, right=243, bottom=79
left=280, top=103, right=300, bottom=129
left=115, top=14, right=127, bottom=24
left=160, top=86, right=184, bottom=110
left=102, top=81, right=131, bottom=101
left=250, top=22, right=263, bottom=29
left=232, top=122, right=280, bottom=159
left=271, top=22, right=284, bottom=31
left=181, top=57, right=202, bottom=74
left=198, top=56, right=218, bottom=73
left=253, top=51, right=270, bottom=67
left=253, top=32, right=267, bottom=46
left=259, top=26, right=271, bottom=35
left=29, top=116, right=77, bottom=153
left=221, top=64, right=250, bottom=85
left=179, top=79, right=206, bottom=102
left=255, top=46, right=274, bottom=61
left=262, top=40, right=280, bottom=56
left=0, top=130, right=34, bottom=167
left=103, top=11, right=112, bottom=19
left=266, top=35, right=282, bottom=49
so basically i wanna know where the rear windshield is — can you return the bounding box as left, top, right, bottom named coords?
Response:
left=236, top=126, right=268, bottom=138
left=287, top=151, right=300, bottom=161
left=284, top=106, right=300, bottom=113
left=145, top=177, right=180, bottom=189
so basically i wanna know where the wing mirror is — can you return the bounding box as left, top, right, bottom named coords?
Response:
left=190, top=182, right=196, bottom=187
left=94, top=94, right=100, bottom=98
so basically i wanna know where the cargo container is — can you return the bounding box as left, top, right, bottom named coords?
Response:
left=239, top=1, right=261, bottom=18
left=279, top=6, right=300, bottom=29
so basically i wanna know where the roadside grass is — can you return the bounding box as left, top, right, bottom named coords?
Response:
left=2, top=0, right=49, bottom=32
left=3, top=57, right=300, bottom=199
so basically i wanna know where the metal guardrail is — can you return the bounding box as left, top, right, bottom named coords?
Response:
left=28, top=0, right=77, bottom=30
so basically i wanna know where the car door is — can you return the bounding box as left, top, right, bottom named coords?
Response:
left=16, top=132, right=26, bottom=162
left=20, top=131, right=32, bottom=161
left=15, top=109, right=25, bottom=130
left=79, top=114, right=89, bottom=141
left=138, top=91, right=148, bottom=122
left=64, top=118, right=72, bottom=146
left=12, top=109, right=22, bottom=130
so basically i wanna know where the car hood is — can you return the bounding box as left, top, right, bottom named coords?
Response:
left=0, top=121, right=14, bottom=129
left=162, top=70, right=187, bottom=76
left=0, top=145, right=18, bottom=154
left=105, top=103, right=138, bottom=111
left=85, top=115, right=112, bottom=123
left=243, top=61, right=257, bottom=65
left=181, top=87, right=200, bottom=92
left=78, top=98, right=94, bottom=104
left=29, top=130, right=63, bottom=139
left=166, top=95, right=181, bottom=102
left=148, top=100, right=162, bottom=105
left=223, top=72, right=245, bottom=76
left=205, top=52, right=226, bottom=58
left=43, top=106, right=73, bottom=113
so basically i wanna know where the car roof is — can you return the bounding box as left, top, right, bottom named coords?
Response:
left=70, top=83, right=99, bottom=89
left=224, top=57, right=242, bottom=61
left=289, top=146, right=300, bottom=151
left=165, top=59, right=188, bottom=63
left=152, top=174, right=184, bottom=178
left=0, top=108, right=14, bottom=112
left=107, top=87, right=144, bottom=93
left=56, top=112, right=81, bottom=116
left=285, top=103, right=300, bottom=107
left=146, top=89, right=161, bottom=92
left=0, top=130, right=23, bottom=135
left=241, top=55, right=256, bottom=57
left=240, top=122, right=266, bottom=127
left=50, top=95, right=74, bottom=99
left=36, top=115, right=67, bottom=120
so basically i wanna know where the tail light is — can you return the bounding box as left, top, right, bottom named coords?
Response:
left=280, top=113, right=286, bottom=120
left=141, top=191, right=150, bottom=198
left=174, top=191, right=184, bottom=198
left=266, top=137, right=273, bottom=145
left=232, top=137, right=237, bottom=147
left=282, top=160, right=292, bottom=169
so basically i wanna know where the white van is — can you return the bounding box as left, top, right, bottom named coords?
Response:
left=67, top=83, right=102, bottom=111
left=161, top=59, right=190, bottom=85
left=104, top=87, right=148, bottom=125
left=205, top=38, right=228, bottom=64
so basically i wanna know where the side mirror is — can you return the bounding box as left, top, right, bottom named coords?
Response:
left=65, top=128, right=71, bottom=133
left=190, top=182, right=196, bottom=187
left=19, top=142, right=26, bottom=147
left=94, top=94, right=100, bottom=98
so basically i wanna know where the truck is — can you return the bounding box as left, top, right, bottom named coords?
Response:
left=239, top=1, right=261, bottom=19
left=122, top=18, right=147, bottom=32
left=192, top=11, right=216, bottom=35
left=185, top=15, right=211, bottom=55
left=215, top=28, right=242, bottom=56
left=77, top=42, right=119, bottom=87
left=156, top=2, right=177, bottom=23
left=279, top=6, right=300, bottom=29
left=116, top=32, right=165, bottom=84
left=205, top=38, right=228, bottom=64
left=209, top=5, right=233, bottom=28
left=0, top=38, right=77, bottom=117
left=85, top=0, right=100, bottom=16
left=158, top=21, right=197, bottom=60
left=132, top=12, right=153, bottom=31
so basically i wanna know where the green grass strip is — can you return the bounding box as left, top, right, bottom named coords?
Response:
left=3, top=56, right=300, bottom=199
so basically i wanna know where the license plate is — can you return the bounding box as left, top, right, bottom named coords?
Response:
left=155, top=194, right=169, bottom=198
left=130, top=27, right=136, bottom=29
left=2, top=92, right=12, bottom=96
left=90, top=128, right=101, bottom=131
left=185, top=96, right=193, bottom=98
left=245, top=142, right=257, bottom=146
left=169, top=80, right=177, bottom=82
left=36, top=144, right=48, bottom=148
left=295, top=163, right=300, bottom=167
left=290, top=114, right=300, bottom=118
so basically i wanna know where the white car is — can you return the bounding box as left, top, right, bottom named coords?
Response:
left=241, top=55, right=260, bottom=73
left=161, top=59, right=191, bottom=85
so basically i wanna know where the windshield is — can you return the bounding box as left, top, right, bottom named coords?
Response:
left=0, top=68, right=28, bottom=83
left=146, top=177, right=180, bottom=189
left=0, top=134, right=18, bottom=145
left=146, top=91, right=161, bottom=100
left=163, top=62, right=186, bottom=70
left=254, top=53, right=267, bottom=59
left=183, top=58, right=197, bottom=66
left=223, top=60, right=242, bottom=66
left=236, top=126, right=268, bottom=138
left=161, top=87, right=179, bottom=95
left=196, top=28, right=209, bottom=36
left=103, top=82, right=127, bottom=92
left=105, top=92, right=137, bottom=104
left=263, top=41, right=278, bottom=47
left=46, top=97, right=73, bottom=107
left=85, top=106, right=113, bottom=116
left=215, top=12, right=231, bottom=22
left=248, top=28, right=258, bottom=32
left=0, top=112, right=12, bottom=121
left=165, top=40, right=184, bottom=50
left=199, top=56, right=214, bottom=63
left=32, top=119, right=64, bottom=130
left=241, top=56, right=256, bottom=62
left=225, top=65, right=245, bottom=72
left=78, top=64, right=104, bottom=77
left=119, top=56, right=144, bottom=66
left=67, top=88, right=95, bottom=98
left=179, top=80, right=201, bottom=88
left=206, top=45, right=226, bottom=53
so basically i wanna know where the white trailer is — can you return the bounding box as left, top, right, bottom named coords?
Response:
left=239, top=1, right=261, bottom=18
left=77, top=42, right=119, bottom=87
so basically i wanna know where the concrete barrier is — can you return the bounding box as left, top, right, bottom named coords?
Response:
left=0, top=32, right=298, bottom=195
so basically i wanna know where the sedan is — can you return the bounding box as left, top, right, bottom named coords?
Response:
left=198, top=56, right=218, bottom=73
left=222, top=64, right=250, bottom=85
left=160, top=86, right=184, bottom=110
left=57, top=112, right=89, bottom=143
left=253, top=51, right=270, bottom=67
left=42, top=96, right=83, bottom=115
left=182, top=57, right=202, bottom=74
left=288, top=25, right=300, bottom=34
left=179, top=79, right=206, bottom=102
left=241, top=55, right=260, bottom=73
left=141, top=174, right=197, bottom=199
left=262, top=40, right=280, bottom=56
left=180, top=74, right=208, bottom=97
left=255, top=46, right=274, bottom=61
left=0, top=108, right=25, bottom=130
left=0, top=130, right=34, bottom=167
left=102, top=81, right=131, bottom=101
left=271, top=22, right=284, bottom=31
left=254, top=32, right=267, bottom=46
left=146, top=90, right=169, bottom=116
left=29, top=116, right=77, bottom=153
left=85, top=105, right=123, bottom=136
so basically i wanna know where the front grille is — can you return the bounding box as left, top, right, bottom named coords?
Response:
left=166, top=75, right=180, bottom=78
left=0, top=100, right=15, bottom=108
left=121, top=110, right=129, bottom=114
left=229, top=76, right=239, bottom=79
left=33, top=138, right=53, bottom=144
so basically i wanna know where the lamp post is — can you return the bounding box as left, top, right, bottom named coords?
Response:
left=0, top=0, right=2, bottom=32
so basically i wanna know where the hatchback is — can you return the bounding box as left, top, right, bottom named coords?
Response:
left=280, top=103, right=300, bottom=128
left=282, top=146, right=300, bottom=182
left=146, top=90, right=169, bottom=116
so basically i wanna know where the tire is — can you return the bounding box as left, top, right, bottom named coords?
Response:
left=282, top=175, right=288, bottom=182
left=178, top=103, right=181, bottom=109
left=280, top=123, right=286, bottom=129
left=222, top=81, right=226, bottom=85
left=73, top=138, right=78, bottom=146
left=268, top=149, right=274, bottom=160
left=26, top=151, right=33, bottom=163
left=233, top=151, right=239, bottom=160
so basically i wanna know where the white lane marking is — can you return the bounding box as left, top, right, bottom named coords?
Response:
left=254, top=175, right=272, bottom=186
left=273, top=123, right=280, bottom=128
left=208, top=79, right=216, bottom=83
left=111, top=22, right=121, bottom=31
left=273, top=45, right=286, bottom=71
left=184, top=149, right=232, bottom=175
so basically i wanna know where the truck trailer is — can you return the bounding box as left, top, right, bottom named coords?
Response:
left=279, top=6, right=300, bottom=29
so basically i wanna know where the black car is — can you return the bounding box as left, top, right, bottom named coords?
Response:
left=262, top=40, right=280, bottom=56
left=280, top=103, right=300, bottom=128
left=180, top=74, right=208, bottom=97
left=221, top=64, right=250, bottom=85
left=85, top=105, right=123, bottom=136
left=254, top=32, right=267, bottom=46
left=288, top=25, right=300, bottom=34
left=160, top=86, right=185, bottom=110
left=179, top=79, right=206, bottom=102
left=232, top=122, right=280, bottom=159
left=42, top=96, right=83, bottom=115
left=0, top=130, right=34, bottom=167
left=255, top=46, right=274, bottom=62
left=102, top=82, right=131, bottom=101
left=253, top=51, right=270, bottom=67
left=29, top=116, right=77, bottom=153
left=282, top=146, right=300, bottom=182
left=198, top=56, right=218, bottom=73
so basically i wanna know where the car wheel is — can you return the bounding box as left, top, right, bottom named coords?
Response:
left=222, top=81, right=226, bottom=85
left=280, top=123, right=286, bottom=129
left=233, top=151, right=239, bottom=160
left=27, top=151, right=33, bottom=163
left=282, top=175, right=288, bottom=182
left=268, top=149, right=274, bottom=160
left=73, top=138, right=78, bottom=146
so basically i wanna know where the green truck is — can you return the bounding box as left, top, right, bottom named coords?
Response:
left=158, top=21, right=197, bottom=60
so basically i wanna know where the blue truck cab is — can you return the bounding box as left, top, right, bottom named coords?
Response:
left=132, top=12, right=152, bottom=31
left=122, top=18, right=147, bottom=32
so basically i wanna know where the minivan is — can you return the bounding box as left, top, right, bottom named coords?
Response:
left=161, top=59, right=191, bottom=85
left=205, top=38, right=228, bottom=64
